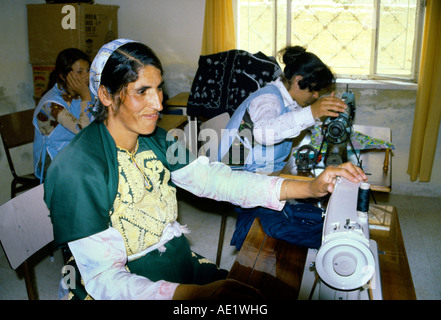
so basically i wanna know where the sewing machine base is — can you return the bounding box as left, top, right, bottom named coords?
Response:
left=298, top=239, right=383, bottom=300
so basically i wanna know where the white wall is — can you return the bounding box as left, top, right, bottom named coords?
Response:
left=0, top=0, right=39, bottom=205
left=0, top=0, right=205, bottom=205
left=335, top=82, right=441, bottom=197
left=0, top=0, right=36, bottom=113
left=0, top=0, right=440, bottom=205
left=94, top=0, right=206, bottom=97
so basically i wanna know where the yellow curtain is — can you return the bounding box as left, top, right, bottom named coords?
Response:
left=201, top=0, right=236, bottom=55
left=407, top=0, right=441, bottom=182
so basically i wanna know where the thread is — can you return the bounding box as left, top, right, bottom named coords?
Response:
left=357, top=182, right=371, bottom=213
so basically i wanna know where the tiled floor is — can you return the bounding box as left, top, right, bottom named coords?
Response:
left=0, top=189, right=440, bottom=300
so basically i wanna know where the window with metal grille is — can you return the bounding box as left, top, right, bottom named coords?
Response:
left=236, top=0, right=425, bottom=81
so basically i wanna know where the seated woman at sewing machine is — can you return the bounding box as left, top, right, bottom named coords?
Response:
left=219, top=45, right=347, bottom=174
left=218, top=46, right=354, bottom=251
left=43, top=39, right=366, bottom=300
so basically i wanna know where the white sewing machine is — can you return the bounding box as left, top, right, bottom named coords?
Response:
left=298, top=177, right=382, bottom=300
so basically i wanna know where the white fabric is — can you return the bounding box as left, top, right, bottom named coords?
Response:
left=171, top=156, right=285, bottom=211
left=127, top=221, right=190, bottom=261
left=68, top=227, right=179, bottom=300
left=89, top=39, right=138, bottom=98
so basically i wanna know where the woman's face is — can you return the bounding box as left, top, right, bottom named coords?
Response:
left=70, top=59, right=90, bottom=86
left=108, top=65, right=164, bottom=137
left=288, top=75, right=320, bottom=107
left=294, top=88, right=320, bottom=107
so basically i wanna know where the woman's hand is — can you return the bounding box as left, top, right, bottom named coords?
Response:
left=281, top=162, right=367, bottom=200
left=173, top=279, right=264, bottom=300
left=310, top=91, right=347, bottom=119
left=309, top=162, right=367, bottom=198
left=66, top=70, right=91, bottom=101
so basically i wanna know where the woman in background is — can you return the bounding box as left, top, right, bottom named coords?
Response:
left=219, top=45, right=347, bottom=174
left=219, top=46, right=351, bottom=250
left=33, top=48, right=93, bottom=181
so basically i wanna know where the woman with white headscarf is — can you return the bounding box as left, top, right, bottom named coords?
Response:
left=44, top=39, right=366, bottom=300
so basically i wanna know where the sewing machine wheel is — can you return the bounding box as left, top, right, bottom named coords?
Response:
left=322, top=115, right=352, bottom=144
left=315, top=238, right=375, bottom=291
left=295, top=144, right=318, bottom=171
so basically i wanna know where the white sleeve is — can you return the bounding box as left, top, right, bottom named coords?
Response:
left=54, top=107, right=81, bottom=134
left=171, top=156, right=286, bottom=211
left=78, top=100, right=92, bottom=130
left=249, top=94, right=317, bottom=146
left=68, top=227, right=179, bottom=300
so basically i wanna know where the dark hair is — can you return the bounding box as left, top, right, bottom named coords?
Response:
left=95, top=42, right=163, bottom=121
left=278, top=46, right=335, bottom=92
left=46, top=48, right=91, bottom=94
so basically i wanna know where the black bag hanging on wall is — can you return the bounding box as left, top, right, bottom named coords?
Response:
left=187, top=50, right=281, bottom=120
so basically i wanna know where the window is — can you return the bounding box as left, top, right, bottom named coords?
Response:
left=236, top=0, right=425, bottom=81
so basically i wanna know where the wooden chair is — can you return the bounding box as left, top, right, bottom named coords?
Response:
left=199, top=113, right=232, bottom=267
left=0, top=109, right=40, bottom=198
left=0, top=184, right=54, bottom=299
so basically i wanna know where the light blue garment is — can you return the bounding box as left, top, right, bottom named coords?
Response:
left=89, top=39, right=138, bottom=98
left=218, top=84, right=293, bottom=173
left=32, top=84, right=89, bottom=181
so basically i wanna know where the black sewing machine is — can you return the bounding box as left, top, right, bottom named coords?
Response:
left=320, top=85, right=356, bottom=166
left=295, top=85, right=360, bottom=171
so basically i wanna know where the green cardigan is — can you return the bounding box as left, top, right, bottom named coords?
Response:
left=44, top=121, right=193, bottom=247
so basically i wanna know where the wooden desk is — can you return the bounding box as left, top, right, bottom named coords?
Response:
left=157, top=114, right=188, bottom=132
left=279, top=125, right=392, bottom=192
left=165, top=92, right=189, bottom=108
left=228, top=205, right=416, bottom=300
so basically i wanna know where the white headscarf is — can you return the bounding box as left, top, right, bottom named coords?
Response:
left=89, top=38, right=138, bottom=99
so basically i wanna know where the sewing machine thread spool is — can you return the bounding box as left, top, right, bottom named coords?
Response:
left=357, top=183, right=370, bottom=216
